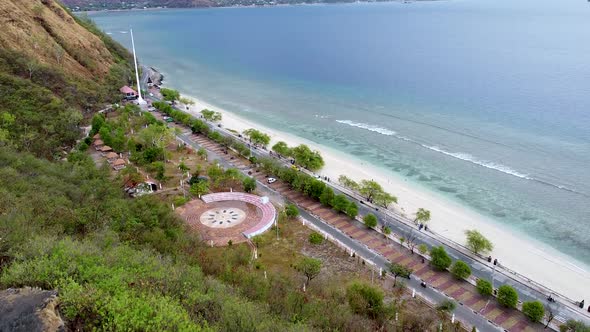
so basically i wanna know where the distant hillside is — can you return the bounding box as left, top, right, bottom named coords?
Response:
left=0, top=0, right=134, bottom=159
left=61, top=0, right=366, bottom=11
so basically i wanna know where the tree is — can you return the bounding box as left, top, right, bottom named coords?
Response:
left=54, top=44, right=65, bottom=66
left=476, top=279, right=493, bottom=297
left=139, top=124, right=173, bottom=153
left=522, top=301, right=545, bottom=323
left=559, top=320, right=590, bottom=332
left=374, top=191, right=397, bottom=208
left=179, top=97, right=195, bottom=105
left=319, top=186, right=334, bottom=207
left=338, top=175, right=359, bottom=191
left=272, top=141, right=291, bottom=157
left=363, top=214, right=378, bottom=228
left=332, top=194, right=349, bottom=213
left=243, top=128, right=270, bottom=148
left=295, top=257, right=322, bottom=287
left=285, top=203, right=299, bottom=218
left=418, top=244, right=428, bottom=255
left=430, top=246, right=452, bottom=271
left=450, top=260, right=471, bottom=280
left=359, top=180, right=383, bottom=203
left=345, top=203, right=358, bottom=219
left=197, top=148, right=207, bottom=160
left=26, top=60, right=39, bottom=79
left=191, top=119, right=209, bottom=135
left=161, top=88, right=180, bottom=102
left=346, top=281, right=385, bottom=319
left=201, top=109, right=222, bottom=122
left=404, top=230, right=419, bottom=253
left=465, top=229, right=493, bottom=254
left=291, top=144, right=324, bottom=171
left=414, top=208, right=431, bottom=225
left=178, top=161, right=189, bottom=173
left=190, top=180, right=209, bottom=198
left=242, top=177, right=256, bottom=193
left=497, top=285, right=518, bottom=308
left=388, top=263, right=412, bottom=286
left=382, top=226, right=391, bottom=236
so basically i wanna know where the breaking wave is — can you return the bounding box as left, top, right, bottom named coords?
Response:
left=423, top=145, right=531, bottom=179
left=336, top=120, right=397, bottom=136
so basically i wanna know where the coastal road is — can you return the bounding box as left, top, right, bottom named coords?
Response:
left=139, top=67, right=588, bottom=328
left=173, top=129, right=502, bottom=332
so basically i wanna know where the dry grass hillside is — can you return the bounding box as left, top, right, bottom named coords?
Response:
left=0, top=0, right=119, bottom=79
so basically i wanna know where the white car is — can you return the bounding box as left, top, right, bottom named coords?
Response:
left=267, top=177, right=277, bottom=184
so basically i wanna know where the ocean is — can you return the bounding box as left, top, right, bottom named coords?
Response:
left=90, top=0, right=590, bottom=266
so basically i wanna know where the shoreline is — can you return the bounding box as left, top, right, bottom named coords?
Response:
left=177, top=92, right=590, bottom=303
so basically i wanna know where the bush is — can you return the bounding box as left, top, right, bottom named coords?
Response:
left=429, top=246, right=452, bottom=271
left=242, top=177, right=256, bottom=193
left=450, top=260, right=471, bottom=280
left=436, top=299, right=456, bottom=312
left=173, top=196, right=189, bottom=207
left=346, top=281, right=385, bottom=319
left=497, top=285, right=518, bottom=308
left=522, top=301, right=545, bottom=322
left=285, top=204, right=299, bottom=218
left=363, top=214, right=378, bottom=228
left=346, top=203, right=358, bottom=219
left=308, top=232, right=324, bottom=245
left=476, top=279, right=493, bottom=297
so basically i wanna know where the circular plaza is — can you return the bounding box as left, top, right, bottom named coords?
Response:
left=176, top=192, right=276, bottom=246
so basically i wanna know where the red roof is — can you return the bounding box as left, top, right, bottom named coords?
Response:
left=120, top=86, right=137, bottom=95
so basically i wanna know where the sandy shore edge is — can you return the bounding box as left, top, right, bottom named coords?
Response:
left=178, top=93, right=590, bottom=303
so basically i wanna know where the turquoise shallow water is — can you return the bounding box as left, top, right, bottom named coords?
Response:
left=90, top=0, right=590, bottom=265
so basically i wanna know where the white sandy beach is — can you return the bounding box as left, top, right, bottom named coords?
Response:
left=181, top=94, right=590, bottom=304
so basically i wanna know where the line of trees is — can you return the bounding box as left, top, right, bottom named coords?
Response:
left=271, top=140, right=325, bottom=171
left=258, top=157, right=358, bottom=219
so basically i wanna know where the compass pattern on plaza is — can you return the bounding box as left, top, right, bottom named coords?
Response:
left=199, top=208, right=247, bottom=228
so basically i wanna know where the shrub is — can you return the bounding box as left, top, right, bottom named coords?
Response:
left=346, top=281, right=385, bottom=319
left=476, top=279, right=493, bottom=297
left=242, top=177, right=256, bottom=193
left=346, top=203, right=358, bottom=219
left=308, top=232, right=324, bottom=245
left=450, top=260, right=471, bottom=280
left=436, top=299, right=456, bottom=313
left=363, top=214, right=378, bottom=228
left=285, top=204, right=299, bottom=218
left=522, top=301, right=545, bottom=322
left=430, top=246, right=452, bottom=271
left=497, top=285, right=518, bottom=308
left=173, top=196, right=189, bottom=207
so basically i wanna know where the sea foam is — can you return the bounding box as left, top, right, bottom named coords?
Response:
left=336, top=119, right=531, bottom=180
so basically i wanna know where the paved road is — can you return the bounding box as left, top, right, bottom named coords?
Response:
left=139, top=66, right=588, bottom=328
left=173, top=130, right=501, bottom=332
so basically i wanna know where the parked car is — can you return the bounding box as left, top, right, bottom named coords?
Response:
left=267, top=177, right=277, bottom=184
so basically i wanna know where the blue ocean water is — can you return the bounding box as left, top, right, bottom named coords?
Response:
left=90, top=0, right=590, bottom=264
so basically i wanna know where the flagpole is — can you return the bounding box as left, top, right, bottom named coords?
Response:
left=130, top=28, right=146, bottom=105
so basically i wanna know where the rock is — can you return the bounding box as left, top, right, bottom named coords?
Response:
left=0, top=287, right=64, bottom=332
left=147, top=66, right=164, bottom=86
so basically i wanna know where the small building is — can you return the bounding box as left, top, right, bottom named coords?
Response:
left=99, top=145, right=113, bottom=155
left=93, top=133, right=101, bottom=140
left=120, top=86, right=138, bottom=100
left=105, top=152, right=119, bottom=163
left=112, top=159, right=126, bottom=171
left=93, top=139, right=104, bottom=150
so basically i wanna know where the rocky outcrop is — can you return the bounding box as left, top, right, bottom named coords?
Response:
left=147, top=66, right=164, bottom=86
left=0, top=288, right=64, bottom=332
